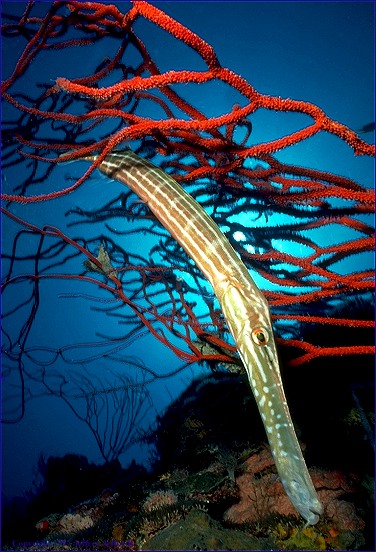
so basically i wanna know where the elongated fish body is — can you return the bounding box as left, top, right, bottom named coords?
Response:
left=86, top=149, right=323, bottom=524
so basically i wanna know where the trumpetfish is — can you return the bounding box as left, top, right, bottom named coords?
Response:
left=82, top=148, right=323, bottom=524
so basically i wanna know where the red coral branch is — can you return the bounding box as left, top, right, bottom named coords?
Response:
left=1, top=0, right=374, bottom=377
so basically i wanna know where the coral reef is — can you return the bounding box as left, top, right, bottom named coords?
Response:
left=142, top=490, right=178, bottom=512
left=225, top=446, right=365, bottom=530
left=4, top=443, right=372, bottom=551
left=3, top=368, right=373, bottom=552
left=3, top=377, right=373, bottom=551
left=143, top=508, right=266, bottom=550
left=57, top=512, right=95, bottom=533
left=116, top=501, right=204, bottom=547
left=35, top=489, right=119, bottom=538
left=272, top=522, right=327, bottom=550
left=223, top=446, right=368, bottom=550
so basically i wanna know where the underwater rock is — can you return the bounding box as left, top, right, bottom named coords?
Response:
left=34, top=453, right=125, bottom=514
left=145, top=373, right=263, bottom=473
left=143, top=508, right=265, bottom=550
left=156, top=463, right=239, bottom=516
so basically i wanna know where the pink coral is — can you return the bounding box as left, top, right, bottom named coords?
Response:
left=224, top=447, right=365, bottom=532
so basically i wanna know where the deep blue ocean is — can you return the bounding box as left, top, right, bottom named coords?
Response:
left=1, top=0, right=374, bottom=509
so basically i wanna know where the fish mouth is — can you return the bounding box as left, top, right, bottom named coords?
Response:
left=307, top=504, right=324, bottom=525
left=282, top=476, right=323, bottom=525
left=294, top=500, right=323, bottom=525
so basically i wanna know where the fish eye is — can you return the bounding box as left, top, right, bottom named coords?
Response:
left=251, top=327, right=269, bottom=346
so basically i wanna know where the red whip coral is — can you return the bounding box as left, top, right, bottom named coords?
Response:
left=1, top=1, right=374, bottom=457
left=2, top=0, right=374, bottom=363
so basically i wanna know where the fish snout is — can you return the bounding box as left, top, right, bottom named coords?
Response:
left=285, top=477, right=323, bottom=525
